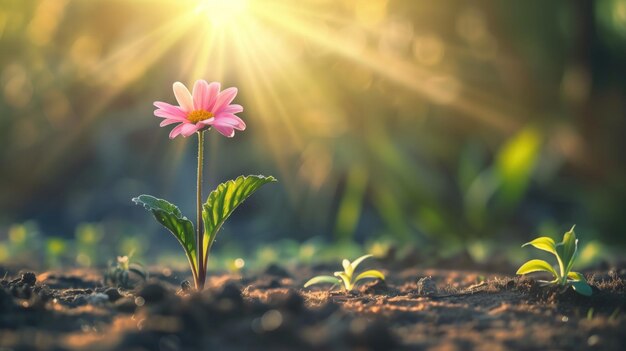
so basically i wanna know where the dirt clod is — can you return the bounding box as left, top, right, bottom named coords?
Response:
left=20, top=272, right=37, bottom=286
left=104, top=287, right=122, bottom=302
left=180, top=280, right=192, bottom=292
left=417, top=276, right=438, bottom=296
left=360, top=279, right=393, bottom=295
left=272, top=289, right=304, bottom=313
left=137, top=282, right=169, bottom=304
left=264, top=264, right=291, bottom=278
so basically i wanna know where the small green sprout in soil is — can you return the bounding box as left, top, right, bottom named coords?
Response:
left=133, top=80, right=276, bottom=290
left=304, top=254, right=385, bottom=291
left=104, top=254, right=148, bottom=289
left=517, top=225, right=592, bottom=296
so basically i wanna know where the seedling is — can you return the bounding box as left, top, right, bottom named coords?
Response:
left=304, top=254, right=385, bottom=291
left=104, top=254, right=148, bottom=289
left=133, top=80, right=276, bottom=290
left=516, top=225, right=592, bottom=296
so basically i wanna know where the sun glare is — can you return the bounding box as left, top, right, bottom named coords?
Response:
left=30, top=0, right=522, bottom=198
left=194, top=0, right=249, bottom=27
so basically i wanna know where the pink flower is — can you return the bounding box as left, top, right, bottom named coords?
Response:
left=154, top=80, right=246, bottom=139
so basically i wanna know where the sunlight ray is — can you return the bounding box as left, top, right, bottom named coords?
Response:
left=254, top=5, right=518, bottom=133
left=34, top=12, right=198, bottom=182
left=238, top=21, right=304, bottom=149
left=229, top=23, right=298, bottom=199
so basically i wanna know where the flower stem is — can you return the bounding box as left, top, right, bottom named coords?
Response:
left=196, top=130, right=205, bottom=290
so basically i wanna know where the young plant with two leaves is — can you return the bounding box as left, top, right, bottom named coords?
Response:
left=304, top=254, right=385, bottom=291
left=133, top=80, right=276, bottom=290
left=516, top=226, right=592, bottom=296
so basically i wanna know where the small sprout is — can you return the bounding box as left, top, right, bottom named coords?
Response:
left=104, top=253, right=148, bottom=289
left=304, top=254, right=385, bottom=292
left=517, top=225, right=592, bottom=296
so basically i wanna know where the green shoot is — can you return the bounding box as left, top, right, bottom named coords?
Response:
left=104, top=253, right=148, bottom=289
left=516, top=225, right=592, bottom=296
left=304, top=254, right=385, bottom=292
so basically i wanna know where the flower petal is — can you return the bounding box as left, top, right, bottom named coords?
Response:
left=214, top=124, right=235, bottom=138
left=198, top=117, right=215, bottom=126
left=180, top=123, right=201, bottom=137
left=211, top=87, right=238, bottom=114
left=205, top=82, right=221, bottom=111
left=215, top=114, right=246, bottom=130
left=169, top=123, right=187, bottom=139
left=155, top=109, right=187, bottom=120
left=221, top=104, right=243, bottom=114
left=173, top=82, right=194, bottom=112
left=160, top=118, right=182, bottom=127
left=192, top=80, right=210, bottom=111
left=153, top=101, right=187, bottom=119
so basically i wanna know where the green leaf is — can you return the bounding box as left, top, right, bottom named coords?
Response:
left=342, top=259, right=353, bottom=278
left=202, top=175, right=277, bottom=267
left=495, top=126, right=542, bottom=205
left=557, top=226, right=578, bottom=275
left=522, top=236, right=563, bottom=277
left=334, top=271, right=353, bottom=291
left=354, top=269, right=385, bottom=284
left=571, top=280, right=592, bottom=296
left=567, top=271, right=586, bottom=282
left=132, top=195, right=197, bottom=275
left=522, top=237, right=557, bottom=255
left=350, top=254, right=373, bottom=271
left=516, top=259, right=558, bottom=279
left=303, top=275, right=340, bottom=288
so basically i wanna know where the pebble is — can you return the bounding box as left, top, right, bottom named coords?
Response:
left=180, top=280, right=192, bottom=292
left=87, top=293, right=110, bottom=305
left=417, top=276, right=438, bottom=296
left=73, top=295, right=88, bottom=306
left=104, top=287, right=122, bottom=302
left=20, top=272, right=37, bottom=286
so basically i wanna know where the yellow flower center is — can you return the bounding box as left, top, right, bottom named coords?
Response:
left=187, top=110, right=214, bottom=123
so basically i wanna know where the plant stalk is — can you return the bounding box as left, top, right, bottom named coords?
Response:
left=196, top=130, right=205, bottom=290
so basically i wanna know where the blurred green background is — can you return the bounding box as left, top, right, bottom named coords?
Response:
left=1, top=0, right=625, bottom=270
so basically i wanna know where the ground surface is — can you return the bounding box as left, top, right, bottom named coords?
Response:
left=0, top=263, right=625, bottom=350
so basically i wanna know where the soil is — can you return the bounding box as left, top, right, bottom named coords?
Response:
left=0, top=263, right=625, bottom=350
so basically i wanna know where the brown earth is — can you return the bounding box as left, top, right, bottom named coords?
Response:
left=0, top=264, right=625, bottom=350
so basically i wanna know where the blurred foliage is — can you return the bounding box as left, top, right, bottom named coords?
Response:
left=0, top=223, right=614, bottom=274
left=0, top=0, right=625, bottom=268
